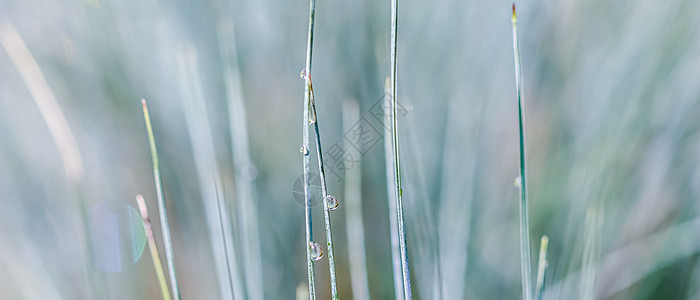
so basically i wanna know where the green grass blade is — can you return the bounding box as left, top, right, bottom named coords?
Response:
left=581, top=206, right=602, bottom=300
left=301, top=0, right=317, bottom=298
left=307, top=77, right=339, bottom=299
left=344, top=100, right=371, bottom=300
left=383, top=77, right=405, bottom=300
left=175, top=47, right=244, bottom=300
left=511, top=5, right=533, bottom=300
left=390, top=0, right=412, bottom=298
left=141, top=99, right=181, bottom=300
left=218, top=18, right=265, bottom=300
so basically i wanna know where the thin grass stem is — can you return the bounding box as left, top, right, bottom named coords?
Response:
left=580, top=206, right=602, bottom=300
left=141, top=99, right=181, bottom=300
left=175, top=47, right=244, bottom=300
left=301, top=0, right=317, bottom=298
left=344, top=100, right=371, bottom=300
left=536, top=236, right=549, bottom=300
left=218, top=18, right=265, bottom=300
left=511, top=5, right=533, bottom=300
left=0, top=22, right=83, bottom=182
left=390, top=0, right=412, bottom=298
left=306, top=76, right=339, bottom=299
left=135, top=194, right=172, bottom=300
left=383, top=77, right=405, bottom=300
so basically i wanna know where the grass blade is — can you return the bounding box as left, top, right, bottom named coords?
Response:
left=511, top=4, right=533, bottom=300
left=581, top=206, right=602, bottom=300
left=383, top=77, right=405, bottom=300
left=307, top=75, right=339, bottom=299
left=343, top=100, right=371, bottom=300
left=536, top=236, right=549, bottom=300
left=301, top=0, right=318, bottom=298
left=218, top=18, right=265, bottom=300
left=390, top=0, right=412, bottom=297
left=135, top=194, right=172, bottom=300
left=0, top=22, right=83, bottom=182
left=175, top=47, right=244, bottom=300
left=1, top=22, right=96, bottom=299
left=141, top=99, right=181, bottom=300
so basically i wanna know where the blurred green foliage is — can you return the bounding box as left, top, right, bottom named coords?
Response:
left=1, top=0, right=700, bottom=299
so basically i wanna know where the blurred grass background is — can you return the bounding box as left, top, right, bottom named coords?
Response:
left=2, top=0, right=700, bottom=299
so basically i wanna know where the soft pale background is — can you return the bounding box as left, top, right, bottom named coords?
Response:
left=1, top=0, right=700, bottom=299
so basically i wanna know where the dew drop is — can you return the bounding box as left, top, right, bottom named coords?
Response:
left=309, top=241, right=323, bottom=261
left=514, top=176, right=522, bottom=187
left=300, top=145, right=309, bottom=156
left=325, top=195, right=339, bottom=211
left=300, top=68, right=307, bottom=79
left=308, top=104, right=317, bottom=125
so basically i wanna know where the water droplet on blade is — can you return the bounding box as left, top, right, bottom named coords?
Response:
left=325, top=195, right=339, bottom=210
left=300, top=146, right=309, bottom=156
left=514, top=176, right=522, bottom=187
left=309, top=241, right=323, bottom=261
left=300, top=68, right=307, bottom=79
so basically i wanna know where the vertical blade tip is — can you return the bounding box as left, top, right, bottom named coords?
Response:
left=135, top=194, right=148, bottom=219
